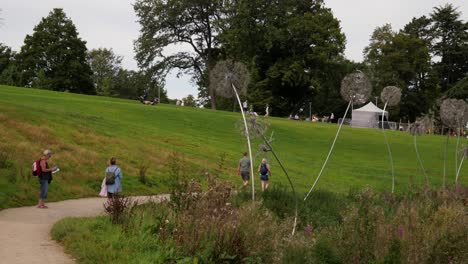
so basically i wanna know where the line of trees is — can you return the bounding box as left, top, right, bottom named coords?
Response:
left=134, top=0, right=467, bottom=120
left=0, top=8, right=168, bottom=101
left=1, top=3, right=466, bottom=119
left=363, top=4, right=468, bottom=121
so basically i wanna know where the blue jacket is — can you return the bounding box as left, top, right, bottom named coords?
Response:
left=105, top=165, right=122, bottom=193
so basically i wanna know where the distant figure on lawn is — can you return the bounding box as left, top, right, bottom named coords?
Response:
left=105, top=157, right=122, bottom=198
left=38, top=149, right=57, bottom=209
left=243, top=100, right=248, bottom=112
left=237, top=152, right=251, bottom=188
left=258, top=158, right=271, bottom=191
left=139, top=96, right=159, bottom=105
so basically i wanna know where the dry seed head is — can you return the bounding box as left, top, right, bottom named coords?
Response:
left=380, top=86, right=402, bottom=106
left=209, top=60, right=250, bottom=98
left=236, top=114, right=270, bottom=139
left=440, top=99, right=468, bottom=128
left=340, top=71, right=373, bottom=104
left=409, top=122, right=425, bottom=136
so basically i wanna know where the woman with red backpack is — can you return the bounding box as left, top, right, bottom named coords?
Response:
left=37, top=149, right=57, bottom=209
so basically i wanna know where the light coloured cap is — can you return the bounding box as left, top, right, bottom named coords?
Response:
left=43, top=149, right=53, bottom=156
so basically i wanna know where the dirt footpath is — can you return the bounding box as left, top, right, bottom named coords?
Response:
left=0, top=195, right=167, bottom=264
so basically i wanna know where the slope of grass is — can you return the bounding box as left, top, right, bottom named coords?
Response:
left=0, top=85, right=466, bottom=208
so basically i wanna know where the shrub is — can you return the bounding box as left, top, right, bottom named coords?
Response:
left=138, top=164, right=149, bottom=185
left=103, top=194, right=138, bottom=225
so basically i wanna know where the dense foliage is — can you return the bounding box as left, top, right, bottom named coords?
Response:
left=0, top=3, right=466, bottom=119
left=364, top=4, right=468, bottom=121
left=15, top=9, right=94, bottom=93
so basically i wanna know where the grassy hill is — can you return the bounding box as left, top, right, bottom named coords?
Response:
left=0, top=85, right=466, bottom=208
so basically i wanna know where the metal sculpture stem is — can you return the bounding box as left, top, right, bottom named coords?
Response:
left=304, top=100, right=352, bottom=201
left=414, top=135, right=428, bottom=185
left=381, top=102, right=395, bottom=193
left=455, top=125, right=460, bottom=179
left=455, top=156, right=464, bottom=185
left=443, top=131, right=449, bottom=188
left=232, top=83, right=255, bottom=200
left=258, top=130, right=298, bottom=236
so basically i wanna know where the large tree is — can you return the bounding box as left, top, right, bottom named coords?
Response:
left=134, top=0, right=224, bottom=109
left=0, top=43, right=19, bottom=86
left=88, top=48, right=123, bottom=96
left=17, top=8, right=94, bottom=93
left=0, top=44, right=14, bottom=75
left=430, top=4, right=468, bottom=92
left=221, top=0, right=346, bottom=116
left=363, top=23, right=437, bottom=121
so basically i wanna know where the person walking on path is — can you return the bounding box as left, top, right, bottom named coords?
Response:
left=105, top=157, right=122, bottom=198
left=258, top=158, right=271, bottom=191
left=238, top=152, right=251, bottom=188
left=38, top=149, right=57, bottom=209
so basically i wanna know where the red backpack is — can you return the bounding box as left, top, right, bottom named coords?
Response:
left=32, top=159, right=42, bottom=176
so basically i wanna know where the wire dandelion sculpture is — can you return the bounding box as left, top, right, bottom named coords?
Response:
left=409, top=119, right=430, bottom=185
left=304, top=71, right=372, bottom=201
left=380, top=86, right=402, bottom=193
left=248, top=114, right=298, bottom=236
left=440, top=99, right=468, bottom=186
left=209, top=60, right=255, bottom=199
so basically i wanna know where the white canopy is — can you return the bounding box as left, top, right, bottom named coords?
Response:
left=352, top=102, right=388, bottom=128
left=353, top=102, right=387, bottom=113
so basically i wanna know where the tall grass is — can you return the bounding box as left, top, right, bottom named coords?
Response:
left=52, top=181, right=468, bottom=263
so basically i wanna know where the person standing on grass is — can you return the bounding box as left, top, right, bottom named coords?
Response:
left=238, top=152, right=250, bottom=188
left=258, top=158, right=271, bottom=191
left=38, top=149, right=57, bottom=209
left=105, top=157, right=122, bottom=198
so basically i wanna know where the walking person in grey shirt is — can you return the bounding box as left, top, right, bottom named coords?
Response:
left=237, top=152, right=250, bottom=188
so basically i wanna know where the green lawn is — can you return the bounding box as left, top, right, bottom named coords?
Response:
left=0, top=85, right=466, bottom=208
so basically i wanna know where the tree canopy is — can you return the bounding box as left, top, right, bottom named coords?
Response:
left=88, top=48, right=123, bottom=96
left=134, top=0, right=224, bottom=109
left=16, top=8, right=94, bottom=93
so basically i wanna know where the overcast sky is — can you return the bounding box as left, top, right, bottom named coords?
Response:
left=1, top=0, right=467, bottom=99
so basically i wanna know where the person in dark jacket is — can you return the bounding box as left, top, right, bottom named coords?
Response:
left=258, top=158, right=271, bottom=191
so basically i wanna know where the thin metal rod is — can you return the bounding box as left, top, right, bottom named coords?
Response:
left=443, top=131, right=449, bottom=188
left=304, top=100, right=352, bottom=201
left=232, top=84, right=255, bottom=200
left=381, top=102, right=395, bottom=193
left=455, top=156, right=464, bottom=185
left=414, top=135, right=428, bottom=185
left=455, top=125, right=460, bottom=179
left=258, top=129, right=298, bottom=236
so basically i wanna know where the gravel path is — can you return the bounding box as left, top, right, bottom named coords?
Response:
left=0, top=195, right=168, bottom=264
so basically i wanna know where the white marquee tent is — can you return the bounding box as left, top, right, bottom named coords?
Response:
left=351, top=102, right=388, bottom=128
